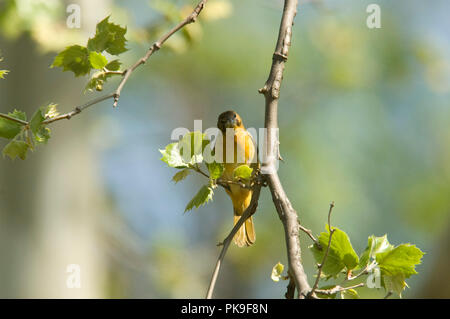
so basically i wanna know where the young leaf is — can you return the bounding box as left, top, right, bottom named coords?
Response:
left=0, top=54, right=8, bottom=79
left=178, top=131, right=205, bottom=164
left=233, top=164, right=253, bottom=180
left=160, top=142, right=189, bottom=169
left=85, top=71, right=114, bottom=92
left=2, top=140, right=29, bottom=160
left=376, top=244, right=424, bottom=278
left=89, top=51, right=108, bottom=69
left=34, top=126, right=51, bottom=144
left=30, top=107, right=45, bottom=135
left=0, top=70, right=9, bottom=79
left=310, top=225, right=359, bottom=277
left=207, top=161, right=224, bottom=180
left=383, top=274, right=407, bottom=297
left=271, top=262, right=285, bottom=282
left=105, top=59, right=121, bottom=71
left=0, top=110, right=26, bottom=139
left=172, top=168, right=190, bottom=183
left=87, top=16, right=128, bottom=55
left=359, top=234, right=394, bottom=268
left=341, top=289, right=359, bottom=299
left=184, top=185, right=214, bottom=213
left=51, top=45, right=91, bottom=77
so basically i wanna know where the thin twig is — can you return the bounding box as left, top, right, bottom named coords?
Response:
left=113, top=0, right=208, bottom=107
left=205, top=184, right=262, bottom=299
left=0, top=113, right=29, bottom=126
left=298, top=222, right=321, bottom=248
left=259, top=0, right=312, bottom=298
left=0, top=0, right=209, bottom=126
left=42, top=93, right=115, bottom=124
left=315, top=282, right=365, bottom=296
left=309, top=201, right=335, bottom=297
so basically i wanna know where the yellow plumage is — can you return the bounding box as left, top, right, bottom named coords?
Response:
left=216, top=111, right=256, bottom=247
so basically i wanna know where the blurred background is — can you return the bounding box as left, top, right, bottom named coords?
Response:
left=0, top=0, right=449, bottom=298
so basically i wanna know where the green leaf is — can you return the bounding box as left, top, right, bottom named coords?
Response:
left=178, top=131, right=205, bottom=164
left=34, top=126, right=51, bottom=144
left=160, top=142, right=189, bottom=169
left=271, top=262, right=285, bottom=282
left=105, top=59, right=121, bottom=71
left=341, top=289, right=359, bottom=299
left=30, top=108, right=45, bottom=135
left=87, top=16, right=128, bottom=55
left=89, top=51, right=108, bottom=69
left=184, top=185, right=214, bottom=213
left=85, top=71, right=113, bottom=92
left=383, top=274, right=407, bottom=297
left=2, top=140, right=29, bottom=160
left=51, top=45, right=91, bottom=77
left=0, top=110, right=26, bottom=139
left=376, top=244, right=424, bottom=278
left=0, top=70, right=9, bottom=79
left=207, top=161, right=224, bottom=180
left=233, top=164, right=253, bottom=180
left=310, top=225, right=359, bottom=277
left=359, top=235, right=394, bottom=268
left=172, top=168, right=190, bottom=183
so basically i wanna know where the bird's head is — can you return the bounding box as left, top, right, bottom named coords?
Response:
left=217, top=110, right=244, bottom=132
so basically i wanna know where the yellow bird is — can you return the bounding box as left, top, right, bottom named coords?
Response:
left=216, top=111, right=257, bottom=247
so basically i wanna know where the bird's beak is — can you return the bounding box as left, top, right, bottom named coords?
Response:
left=224, top=118, right=237, bottom=128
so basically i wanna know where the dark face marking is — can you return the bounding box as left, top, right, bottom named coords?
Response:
left=217, top=110, right=243, bottom=132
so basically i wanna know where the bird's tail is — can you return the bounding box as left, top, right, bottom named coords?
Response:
left=233, top=215, right=256, bottom=247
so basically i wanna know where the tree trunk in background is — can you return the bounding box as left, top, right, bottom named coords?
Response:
left=0, top=33, right=108, bottom=298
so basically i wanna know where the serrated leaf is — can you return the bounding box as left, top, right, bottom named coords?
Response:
left=184, top=185, right=214, bottom=212
left=207, top=161, right=224, bottom=180
left=178, top=131, right=205, bottom=164
left=310, top=225, right=359, bottom=277
left=376, top=244, right=424, bottom=278
left=51, top=45, right=91, bottom=77
left=44, top=103, right=59, bottom=119
left=383, top=274, right=407, bottom=297
left=89, top=51, right=108, bottom=69
left=0, top=109, right=26, bottom=139
left=85, top=71, right=114, bottom=92
left=2, top=140, right=29, bottom=160
left=105, top=59, right=121, bottom=71
left=30, top=108, right=45, bottom=135
left=172, top=168, right=190, bottom=183
left=359, top=235, right=394, bottom=268
left=159, top=142, right=189, bottom=169
left=233, top=164, right=253, bottom=180
left=87, top=16, right=128, bottom=55
left=341, top=289, right=359, bottom=299
left=271, top=262, right=284, bottom=282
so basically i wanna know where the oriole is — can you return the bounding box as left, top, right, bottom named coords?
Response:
left=216, top=111, right=257, bottom=247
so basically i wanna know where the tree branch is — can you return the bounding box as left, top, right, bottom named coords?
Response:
left=112, top=0, right=208, bottom=107
left=205, top=184, right=262, bottom=299
left=309, top=202, right=335, bottom=297
left=0, top=0, right=209, bottom=127
left=0, top=113, right=29, bottom=126
left=259, top=0, right=311, bottom=298
left=315, top=283, right=365, bottom=296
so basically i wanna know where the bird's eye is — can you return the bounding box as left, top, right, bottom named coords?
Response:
left=233, top=114, right=237, bottom=119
